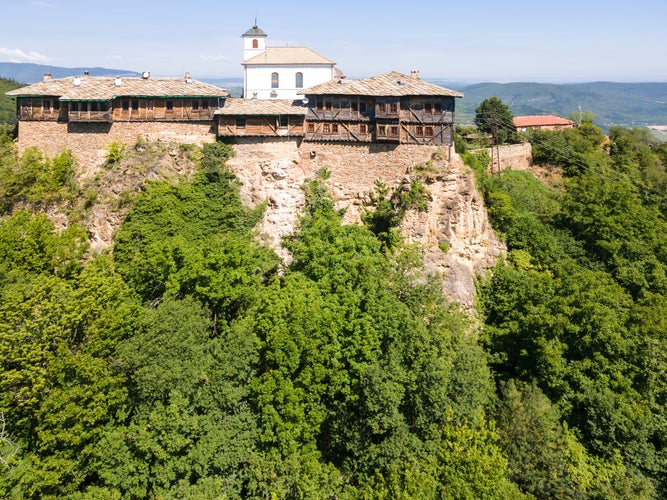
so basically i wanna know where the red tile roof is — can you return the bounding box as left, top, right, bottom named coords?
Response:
left=513, top=115, right=574, bottom=127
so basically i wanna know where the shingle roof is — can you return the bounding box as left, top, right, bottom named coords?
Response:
left=513, top=115, right=574, bottom=127
left=299, top=71, right=463, bottom=97
left=214, top=98, right=307, bottom=116
left=6, top=76, right=228, bottom=101
left=243, top=46, right=336, bottom=66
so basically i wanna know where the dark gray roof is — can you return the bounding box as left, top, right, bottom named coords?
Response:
left=243, top=25, right=267, bottom=37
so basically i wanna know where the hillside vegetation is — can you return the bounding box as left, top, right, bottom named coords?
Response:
left=0, top=124, right=666, bottom=497
left=455, top=81, right=667, bottom=130
left=0, top=78, right=20, bottom=126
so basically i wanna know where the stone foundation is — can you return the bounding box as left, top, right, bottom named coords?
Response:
left=16, top=120, right=217, bottom=167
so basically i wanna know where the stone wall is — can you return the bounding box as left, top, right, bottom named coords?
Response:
left=484, top=142, right=533, bottom=171
left=16, top=120, right=217, bottom=167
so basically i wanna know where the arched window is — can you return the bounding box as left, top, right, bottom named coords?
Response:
left=252, top=39, right=258, bottom=49
left=271, top=72, right=279, bottom=89
left=295, top=72, right=303, bottom=88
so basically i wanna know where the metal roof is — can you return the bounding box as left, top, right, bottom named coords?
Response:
left=6, top=76, right=228, bottom=101
left=300, top=71, right=463, bottom=98
left=214, top=98, right=307, bottom=115
left=243, top=46, right=336, bottom=66
left=242, top=25, right=267, bottom=37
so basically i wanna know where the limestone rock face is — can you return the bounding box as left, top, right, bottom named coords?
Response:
left=228, top=138, right=505, bottom=309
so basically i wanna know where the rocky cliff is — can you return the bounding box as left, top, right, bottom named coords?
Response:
left=227, top=138, right=505, bottom=310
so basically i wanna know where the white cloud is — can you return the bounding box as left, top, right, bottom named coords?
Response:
left=200, top=54, right=229, bottom=62
left=0, top=48, right=51, bottom=63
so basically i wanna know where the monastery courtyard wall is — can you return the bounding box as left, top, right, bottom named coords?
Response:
left=16, top=121, right=216, bottom=167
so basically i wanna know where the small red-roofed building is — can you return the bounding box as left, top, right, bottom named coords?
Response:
left=513, top=115, right=575, bottom=132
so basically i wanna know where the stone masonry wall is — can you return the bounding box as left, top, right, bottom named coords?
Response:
left=17, top=120, right=216, bottom=168
left=486, top=142, right=533, bottom=171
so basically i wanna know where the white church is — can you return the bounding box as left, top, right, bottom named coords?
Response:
left=241, top=24, right=341, bottom=100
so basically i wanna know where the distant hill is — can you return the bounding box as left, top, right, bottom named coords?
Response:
left=0, top=62, right=140, bottom=84
left=453, top=81, right=667, bottom=131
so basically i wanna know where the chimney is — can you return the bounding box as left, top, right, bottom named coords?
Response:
left=411, top=69, right=420, bottom=79
left=43, top=73, right=51, bottom=81
left=114, top=76, right=122, bottom=87
left=185, top=72, right=192, bottom=83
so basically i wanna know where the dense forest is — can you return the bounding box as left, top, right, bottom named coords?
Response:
left=0, top=115, right=667, bottom=498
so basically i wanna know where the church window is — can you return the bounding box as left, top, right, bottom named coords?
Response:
left=271, top=72, right=279, bottom=88
left=295, top=72, right=303, bottom=88
left=252, top=39, right=258, bottom=49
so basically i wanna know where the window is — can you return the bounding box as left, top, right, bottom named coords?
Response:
left=192, top=100, right=200, bottom=110
left=236, top=117, right=246, bottom=128
left=307, top=123, right=315, bottom=132
left=359, top=101, right=367, bottom=113
left=70, top=102, right=79, bottom=112
left=332, top=123, right=339, bottom=133
left=351, top=101, right=358, bottom=112
left=166, top=100, right=174, bottom=112
left=424, top=102, right=432, bottom=114
left=53, top=100, right=60, bottom=110
left=43, top=99, right=51, bottom=111
left=390, top=126, right=399, bottom=137
left=389, top=102, right=398, bottom=113
left=252, top=39, right=258, bottom=48
left=279, top=115, right=289, bottom=128
left=122, top=99, right=129, bottom=111
left=359, top=124, right=367, bottom=134
left=132, top=100, right=139, bottom=111
left=323, top=123, right=330, bottom=134
left=378, top=103, right=387, bottom=113
left=378, top=125, right=386, bottom=136
left=148, top=100, right=154, bottom=111
left=434, top=102, right=442, bottom=113
left=295, top=72, right=303, bottom=88
left=202, top=100, right=209, bottom=110
left=324, top=101, right=332, bottom=111
left=425, top=126, right=434, bottom=136
left=416, top=125, right=424, bottom=136
left=316, top=99, right=323, bottom=111
left=271, top=72, right=279, bottom=89
left=99, top=102, right=109, bottom=112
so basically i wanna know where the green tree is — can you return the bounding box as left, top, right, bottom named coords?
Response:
left=475, top=96, right=516, bottom=145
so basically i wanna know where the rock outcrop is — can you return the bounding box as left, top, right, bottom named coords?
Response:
left=227, top=138, right=505, bottom=310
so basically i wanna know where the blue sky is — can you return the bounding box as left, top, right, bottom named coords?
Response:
left=1, top=0, right=666, bottom=83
